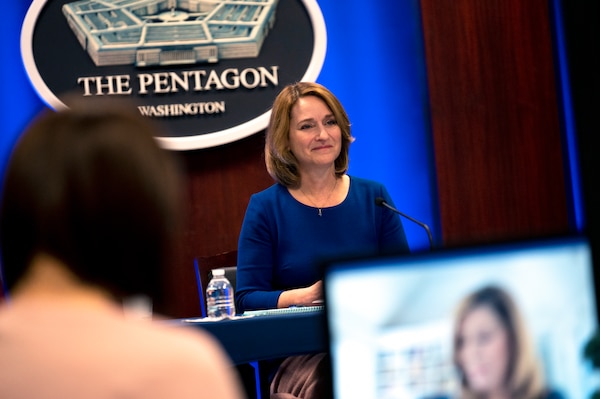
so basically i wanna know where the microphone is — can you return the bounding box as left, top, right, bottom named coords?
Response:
left=375, top=197, right=434, bottom=250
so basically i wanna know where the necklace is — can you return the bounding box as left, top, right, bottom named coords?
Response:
left=300, top=178, right=338, bottom=217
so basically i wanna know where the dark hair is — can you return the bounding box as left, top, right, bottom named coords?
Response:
left=265, top=82, right=354, bottom=188
left=0, top=98, right=183, bottom=304
left=453, top=285, right=545, bottom=398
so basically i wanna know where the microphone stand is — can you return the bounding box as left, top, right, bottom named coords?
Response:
left=375, top=197, right=434, bottom=250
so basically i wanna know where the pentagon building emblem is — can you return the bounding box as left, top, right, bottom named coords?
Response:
left=62, top=0, right=279, bottom=67
left=22, top=0, right=326, bottom=150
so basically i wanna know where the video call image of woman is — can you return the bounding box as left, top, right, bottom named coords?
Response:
left=450, top=285, right=565, bottom=399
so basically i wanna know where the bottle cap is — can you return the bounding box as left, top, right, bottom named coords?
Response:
left=212, top=268, right=225, bottom=276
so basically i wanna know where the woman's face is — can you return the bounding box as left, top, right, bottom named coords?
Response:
left=457, top=305, right=510, bottom=395
left=288, top=95, right=341, bottom=173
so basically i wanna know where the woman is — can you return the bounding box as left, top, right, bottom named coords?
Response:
left=452, top=285, right=564, bottom=399
left=0, top=99, right=244, bottom=399
left=236, top=82, right=410, bottom=398
left=236, top=81, right=409, bottom=312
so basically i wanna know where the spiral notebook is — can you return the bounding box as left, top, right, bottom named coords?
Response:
left=242, top=305, right=324, bottom=317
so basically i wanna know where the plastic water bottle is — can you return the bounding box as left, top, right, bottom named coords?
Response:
left=206, top=269, right=235, bottom=319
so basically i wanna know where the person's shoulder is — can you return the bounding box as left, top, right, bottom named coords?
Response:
left=247, top=184, right=287, bottom=211
left=251, top=183, right=282, bottom=200
left=128, top=320, right=244, bottom=398
left=132, top=318, right=233, bottom=366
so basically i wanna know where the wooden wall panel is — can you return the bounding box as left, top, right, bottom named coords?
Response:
left=419, top=0, right=571, bottom=246
left=158, top=132, right=273, bottom=318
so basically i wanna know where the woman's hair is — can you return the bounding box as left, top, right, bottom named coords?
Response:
left=265, top=82, right=354, bottom=188
left=0, top=98, right=183, bottom=304
left=452, top=285, right=546, bottom=398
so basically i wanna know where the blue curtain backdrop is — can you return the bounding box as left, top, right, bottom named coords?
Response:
left=1, top=4, right=45, bottom=176
left=316, top=1, right=438, bottom=251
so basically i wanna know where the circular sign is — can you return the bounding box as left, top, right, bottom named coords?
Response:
left=21, top=0, right=327, bottom=150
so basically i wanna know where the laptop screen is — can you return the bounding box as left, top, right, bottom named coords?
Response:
left=323, top=236, right=598, bottom=399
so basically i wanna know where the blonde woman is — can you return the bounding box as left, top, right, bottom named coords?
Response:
left=236, top=82, right=410, bottom=398
left=452, top=285, right=564, bottom=399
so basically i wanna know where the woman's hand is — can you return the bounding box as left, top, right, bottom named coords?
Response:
left=277, top=280, right=323, bottom=308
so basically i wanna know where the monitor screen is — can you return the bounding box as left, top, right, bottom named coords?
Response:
left=323, top=236, right=598, bottom=399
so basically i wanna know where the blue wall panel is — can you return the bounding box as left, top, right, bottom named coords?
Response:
left=316, top=1, right=439, bottom=250
left=1, top=3, right=45, bottom=174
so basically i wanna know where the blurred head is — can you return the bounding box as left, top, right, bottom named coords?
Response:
left=265, top=82, right=354, bottom=188
left=453, top=286, right=545, bottom=398
left=0, top=98, right=183, bottom=304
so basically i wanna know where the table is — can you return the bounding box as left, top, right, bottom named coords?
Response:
left=178, top=309, right=328, bottom=365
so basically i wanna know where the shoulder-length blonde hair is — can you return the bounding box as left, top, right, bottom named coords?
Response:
left=452, top=285, right=547, bottom=399
left=265, top=82, right=354, bottom=188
